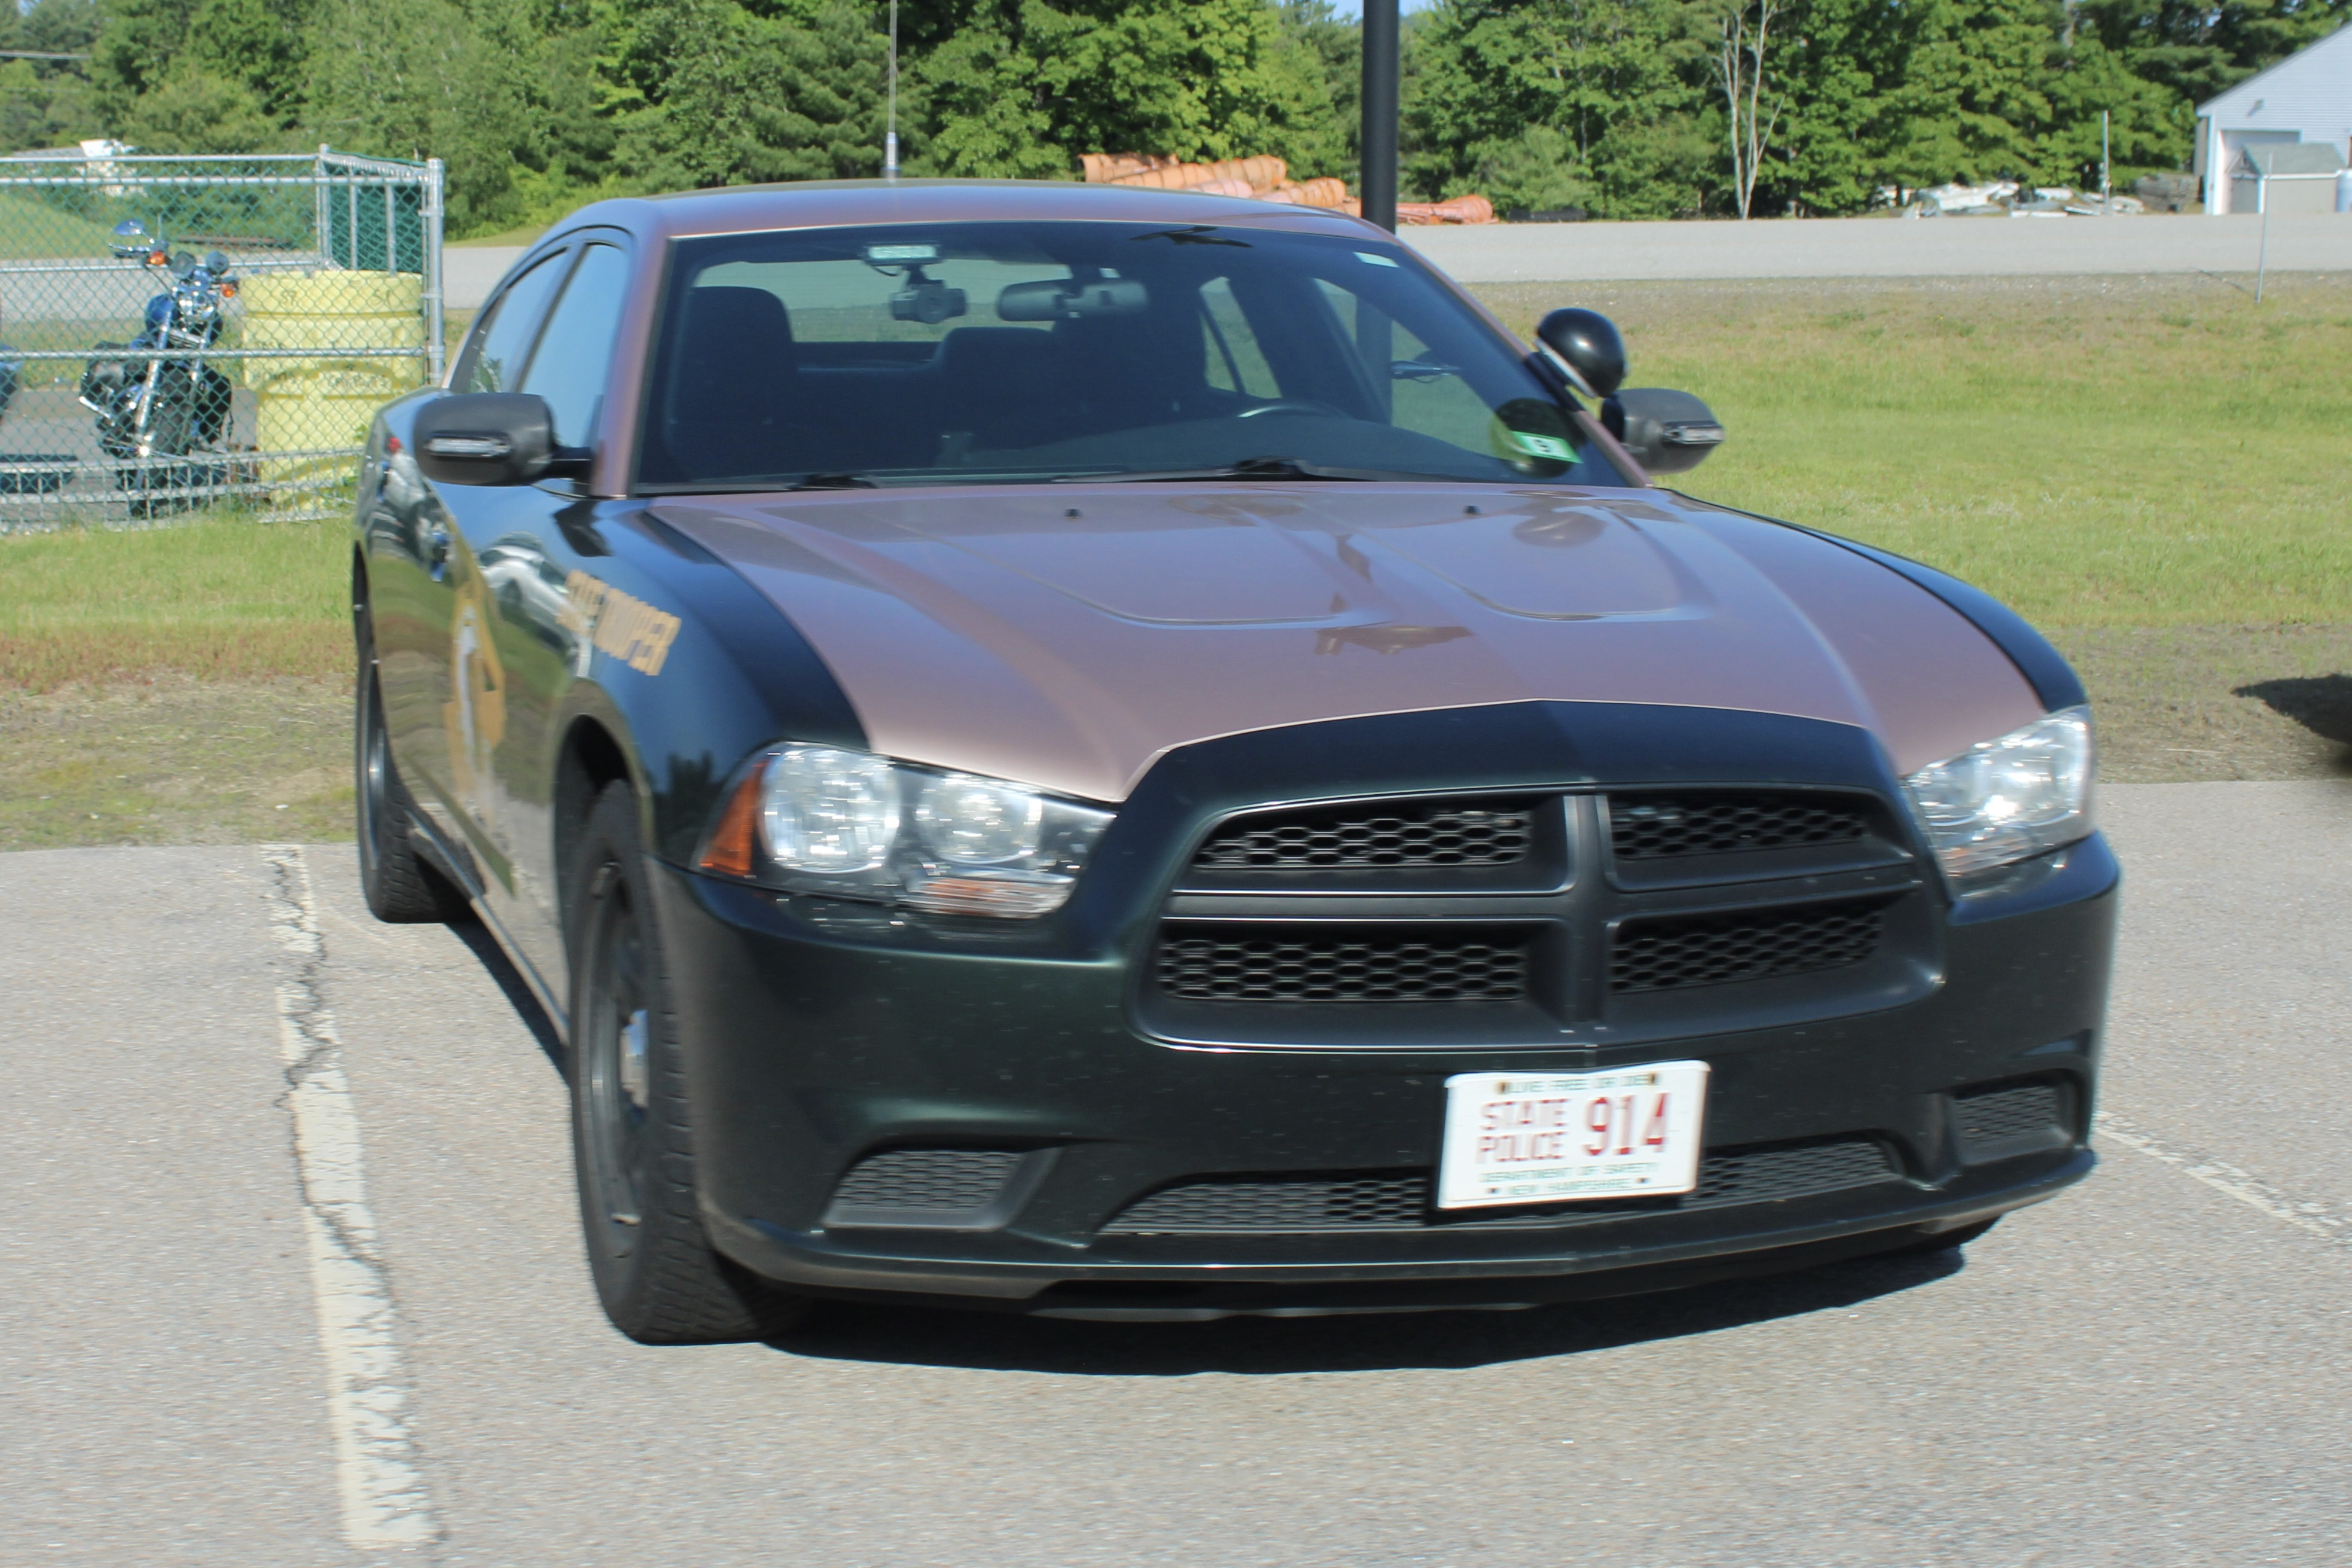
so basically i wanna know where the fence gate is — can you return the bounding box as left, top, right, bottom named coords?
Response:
left=0, top=147, right=444, bottom=529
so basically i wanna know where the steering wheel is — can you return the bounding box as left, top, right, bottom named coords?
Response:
left=1237, top=398, right=1346, bottom=420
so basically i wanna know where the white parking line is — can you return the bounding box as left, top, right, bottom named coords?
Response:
left=2099, top=1112, right=2352, bottom=1253
left=260, top=846, right=441, bottom=1549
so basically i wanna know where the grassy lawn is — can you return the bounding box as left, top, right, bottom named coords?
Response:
left=0, top=515, right=349, bottom=688
left=2, top=270, right=2348, bottom=849
left=1474, top=271, right=2352, bottom=627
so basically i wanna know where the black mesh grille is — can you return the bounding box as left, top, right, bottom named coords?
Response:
left=1610, top=901, right=1886, bottom=993
left=1194, top=799, right=1535, bottom=871
left=1103, top=1138, right=1899, bottom=1234
left=1956, top=1081, right=2064, bottom=1144
left=1609, top=792, right=1871, bottom=861
left=1155, top=928, right=1532, bottom=1003
left=832, top=1149, right=1022, bottom=1211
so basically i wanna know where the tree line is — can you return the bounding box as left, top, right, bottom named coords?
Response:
left=0, top=0, right=2337, bottom=237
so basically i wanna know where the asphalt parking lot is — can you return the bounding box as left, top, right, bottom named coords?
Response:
left=5, top=781, right=2349, bottom=1567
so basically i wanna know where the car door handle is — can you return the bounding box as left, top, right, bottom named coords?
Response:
left=425, top=525, right=452, bottom=581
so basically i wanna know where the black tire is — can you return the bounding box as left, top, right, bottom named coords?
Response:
left=567, top=782, right=810, bottom=1344
left=355, top=632, right=468, bottom=923
left=120, top=393, right=196, bottom=521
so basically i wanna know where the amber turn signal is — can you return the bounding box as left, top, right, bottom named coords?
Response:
left=697, top=758, right=767, bottom=878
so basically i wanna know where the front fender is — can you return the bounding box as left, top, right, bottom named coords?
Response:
left=551, top=499, right=867, bottom=867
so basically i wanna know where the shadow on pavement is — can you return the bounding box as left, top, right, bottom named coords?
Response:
left=444, top=914, right=567, bottom=1074
left=766, top=1247, right=1964, bottom=1376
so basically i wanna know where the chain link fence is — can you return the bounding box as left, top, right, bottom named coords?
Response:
left=0, top=148, right=443, bottom=530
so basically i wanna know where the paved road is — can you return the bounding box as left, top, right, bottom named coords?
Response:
left=443, top=213, right=2352, bottom=306
left=1403, top=211, right=2352, bottom=282
left=6, top=782, right=2350, bottom=1566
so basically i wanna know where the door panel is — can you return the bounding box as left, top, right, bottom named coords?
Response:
left=480, top=242, right=638, bottom=989
left=379, top=246, right=574, bottom=855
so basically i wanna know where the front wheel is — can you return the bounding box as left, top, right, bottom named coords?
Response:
left=568, top=782, right=810, bottom=1344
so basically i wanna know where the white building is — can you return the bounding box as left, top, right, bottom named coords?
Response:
left=2196, top=25, right=2352, bottom=213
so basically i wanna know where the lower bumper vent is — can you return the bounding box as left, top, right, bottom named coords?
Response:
left=1956, top=1081, right=2065, bottom=1145
left=1102, top=1137, right=1899, bottom=1235
left=1611, top=900, right=1886, bottom=993
left=1156, top=927, right=1532, bottom=1003
left=831, top=1149, right=1023, bottom=1212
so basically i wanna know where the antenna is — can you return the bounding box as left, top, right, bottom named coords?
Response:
left=884, top=1, right=900, bottom=179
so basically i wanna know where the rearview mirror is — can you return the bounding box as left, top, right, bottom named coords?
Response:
left=414, top=393, right=558, bottom=486
left=1605, top=388, right=1725, bottom=475
left=1535, top=307, right=1625, bottom=399
left=997, top=277, right=1148, bottom=321
left=108, top=218, right=152, bottom=261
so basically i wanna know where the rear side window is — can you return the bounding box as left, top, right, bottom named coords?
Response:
left=518, top=243, right=631, bottom=447
left=459, top=249, right=569, bottom=393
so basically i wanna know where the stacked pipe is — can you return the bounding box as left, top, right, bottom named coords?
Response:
left=1078, top=152, right=1490, bottom=223
left=1395, top=194, right=1496, bottom=225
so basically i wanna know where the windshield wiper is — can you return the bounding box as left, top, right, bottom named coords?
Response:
left=783, top=471, right=877, bottom=490
left=1058, top=455, right=1454, bottom=484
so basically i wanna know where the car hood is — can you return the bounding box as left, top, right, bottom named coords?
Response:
left=654, top=484, right=2043, bottom=803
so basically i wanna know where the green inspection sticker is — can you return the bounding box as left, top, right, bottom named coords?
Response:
left=1506, top=430, right=1575, bottom=462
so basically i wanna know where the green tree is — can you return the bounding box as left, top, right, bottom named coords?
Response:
left=1407, top=0, right=1716, bottom=218
left=0, top=0, right=106, bottom=153
left=118, top=66, right=285, bottom=151
left=1881, top=0, right=2058, bottom=186
left=304, top=0, right=611, bottom=233
left=1754, top=0, right=1921, bottom=212
left=618, top=0, right=910, bottom=187
left=913, top=0, right=1345, bottom=179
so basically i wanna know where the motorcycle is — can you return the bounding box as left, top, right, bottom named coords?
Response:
left=79, top=218, right=239, bottom=517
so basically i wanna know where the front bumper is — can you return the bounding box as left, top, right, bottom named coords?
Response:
left=654, top=816, right=2117, bottom=1316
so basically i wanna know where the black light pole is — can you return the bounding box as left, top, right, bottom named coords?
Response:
left=1359, top=0, right=1399, bottom=231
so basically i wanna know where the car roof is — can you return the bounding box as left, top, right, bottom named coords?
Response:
left=549, top=178, right=1386, bottom=246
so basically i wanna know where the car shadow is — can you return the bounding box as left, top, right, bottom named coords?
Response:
left=2235, top=675, right=2352, bottom=773
left=444, top=913, right=568, bottom=1075
left=764, top=1246, right=1965, bottom=1376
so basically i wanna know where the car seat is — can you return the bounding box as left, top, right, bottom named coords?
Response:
left=935, top=327, right=1063, bottom=453
left=657, top=286, right=800, bottom=481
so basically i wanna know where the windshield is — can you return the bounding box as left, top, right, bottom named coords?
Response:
left=636, top=220, right=1621, bottom=492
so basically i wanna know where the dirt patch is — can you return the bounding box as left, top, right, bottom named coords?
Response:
left=2049, top=624, right=2352, bottom=782
left=0, top=675, right=352, bottom=850
left=5, top=630, right=2348, bottom=850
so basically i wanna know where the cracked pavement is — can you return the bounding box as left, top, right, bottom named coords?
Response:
left=4, top=781, right=2350, bottom=1566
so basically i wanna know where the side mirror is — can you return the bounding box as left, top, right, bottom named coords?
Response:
left=108, top=218, right=151, bottom=261
left=1536, top=307, right=1625, bottom=399
left=1605, top=388, right=1725, bottom=475
left=414, top=393, right=557, bottom=486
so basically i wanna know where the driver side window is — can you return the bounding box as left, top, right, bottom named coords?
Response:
left=459, top=250, right=569, bottom=393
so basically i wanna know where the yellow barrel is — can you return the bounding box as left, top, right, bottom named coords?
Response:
left=240, top=271, right=426, bottom=498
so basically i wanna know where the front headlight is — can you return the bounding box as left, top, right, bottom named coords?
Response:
left=1900, top=706, right=2094, bottom=882
left=700, top=745, right=1112, bottom=918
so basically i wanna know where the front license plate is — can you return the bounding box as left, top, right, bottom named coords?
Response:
left=1436, top=1061, right=1710, bottom=1210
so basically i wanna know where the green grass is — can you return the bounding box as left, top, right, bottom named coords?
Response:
left=1, top=675, right=351, bottom=849
left=0, top=515, right=349, bottom=689
left=1469, top=272, right=2352, bottom=627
